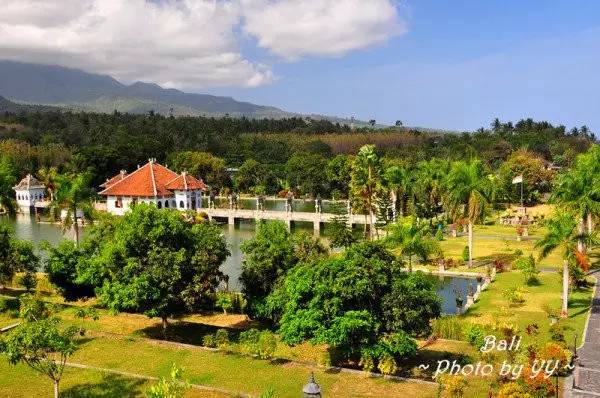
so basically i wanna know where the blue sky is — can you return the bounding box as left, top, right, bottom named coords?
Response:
left=210, top=0, right=600, bottom=131
left=3, top=0, right=599, bottom=131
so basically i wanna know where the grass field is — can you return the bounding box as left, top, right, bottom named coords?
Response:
left=463, top=271, right=594, bottom=346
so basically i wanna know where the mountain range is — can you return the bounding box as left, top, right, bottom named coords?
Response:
left=0, top=60, right=294, bottom=118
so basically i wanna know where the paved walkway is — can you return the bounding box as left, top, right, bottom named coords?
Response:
left=568, top=272, right=600, bottom=397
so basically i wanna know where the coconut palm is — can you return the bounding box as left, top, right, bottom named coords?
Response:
left=536, top=213, right=594, bottom=317
left=443, top=160, right=494, bottom=268
left=38, top=166, right=59, bottom=202
left=414, top=159, right=450, bottom=219
left=551, top=145, right=600, bottom=252
left=385, top=164, right=412, bottom=219
left=351, top=145, right=384, bottom=239
left=386, top=217, right=441, bottom=272
left=50, top=172, right=94, bottom=246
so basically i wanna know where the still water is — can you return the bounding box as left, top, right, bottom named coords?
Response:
left=1, top=212, right=478, bottom=314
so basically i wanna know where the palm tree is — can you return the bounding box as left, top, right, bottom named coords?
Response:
left=385, top=164, right=412, bottom=219
left=351, top=145, right=384, bottom=239
left=386, top=217, right=441, bottom=272
left=536, top=213, right=594, bottom=317
left=414, top=159, right=450, bottom=219
left=50, top=172, right=94, bottom=246
left=443, top=160, right=493, bottom=268
left=552, top=145, right=600, bottom=252
left=38, top=166, right=59, bottom=202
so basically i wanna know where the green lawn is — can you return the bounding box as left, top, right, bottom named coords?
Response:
left=463, top=271, right=594, bottom=346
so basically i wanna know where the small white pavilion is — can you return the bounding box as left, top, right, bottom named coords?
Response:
left=13, top=174, right=46, bottom=214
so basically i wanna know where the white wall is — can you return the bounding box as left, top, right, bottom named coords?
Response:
left=15, top=188, right=45, bottom=212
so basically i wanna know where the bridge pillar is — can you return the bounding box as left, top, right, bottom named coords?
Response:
left=228, top=215, right=235, bottom=225
left=313, top=221, right=321, bottom=236
left=286, top=219, right=292, bottom=232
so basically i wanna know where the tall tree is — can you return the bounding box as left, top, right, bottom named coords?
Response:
left=50, top=172, right=94, bottom=246
left=385, top=164, right=411, bottom=219
left=37, top=166, right=59, bottom=202
left=552, top=145, right=600, bottom=252
left=443, top=160, right=493, bottom=268
left=536, top=213, right=594, bottom=317
left=351, top=145, right=384, bottom=238
left=78, top=204, right=229, bottom=334
left=0, top=298, right=78, bottom=398
left=0, top=155, right=17, bottom=214
left=0, top=224, right=39, bottom=289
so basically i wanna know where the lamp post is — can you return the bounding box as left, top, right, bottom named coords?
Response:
left=303, top=372, right=321, bottom=398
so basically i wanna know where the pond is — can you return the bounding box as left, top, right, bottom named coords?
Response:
left=1, top=213, right=479, bottom=314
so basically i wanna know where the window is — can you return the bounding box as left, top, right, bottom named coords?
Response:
left=115, top=197, right=123, bottom=208
left=172, top=200, right=176, bottom=208
left=164, top=200, right=169, bottom=208
left=157, top=201, right=162, bottom=209
left=179, top=200, right=184, bottom=208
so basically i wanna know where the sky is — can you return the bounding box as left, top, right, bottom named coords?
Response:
left=1, top=0, right=600, bottom=131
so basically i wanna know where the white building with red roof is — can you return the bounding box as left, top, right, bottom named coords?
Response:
left=99, top=159, right=206, bottom=215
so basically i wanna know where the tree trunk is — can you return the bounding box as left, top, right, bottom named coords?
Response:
left=161, top=317, right=168, bottom=338
left=53, top=380, right=59, bottom=398
left=399, top=195, right=405, bottom=218
left=468, top=221, right=474, bottom=268
left=73, top=205, right=80, bottom=247
left=391, top=190, right=397, bottom=221
left=408, top=255, right=412, bottom=273
left=577, top=218, right=585, bottom=254
left=561, top=260, right=569, bottom=317
left=587, top=213, right=594, bottom=234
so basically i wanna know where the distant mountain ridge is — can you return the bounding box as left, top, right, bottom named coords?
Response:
left=0, top=60, right=289, bottom=118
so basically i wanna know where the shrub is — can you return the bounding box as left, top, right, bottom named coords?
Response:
left=202, top=334, right=216, bottom=348
left=359, top=350, right=376, bottom=373
left=521, top=366, right=555, bottom=397
left=214, top=329, right=230, bottom=349
left=435, top=228, right=444, bottom=241
left=463, top=324, right=486, bottom=350
left=215, top=292, right=234, bottom=315
left=497, top=382, right=532, bottom=398
left=513, top=255, right=539, bottom=285
left=379, top=331, right=418, bottom=358
left=502, top=288, right=525, bottom=306
left=18, top=272, right=37, bottom=292
left=257, top=331, right=277, bottom=359
left=377, top=353, right=398, bottom=376
left=430, top=316, right=463, bottom=340
left=514, top=249, right=523, bottom=257
left=461, top=246, right=470, bottom=262
left=549, top=323, right=565, bottom=343
left=442, top=375, right=468, bottom=397
left=537, top=342, right=570, bottom=372
left=239, top=329, right=261, bottom=355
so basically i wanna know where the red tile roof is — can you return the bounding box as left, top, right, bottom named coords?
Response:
left=164, top=172, right=206, bottom=191
left=99, top=160, right=182, bottom=197
left=100, top=170, right=128, bottom=188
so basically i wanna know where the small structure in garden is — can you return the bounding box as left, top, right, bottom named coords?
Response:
left=13, top=174, right=46, bottom=214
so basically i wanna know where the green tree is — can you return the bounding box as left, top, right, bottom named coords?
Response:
left=551, top=145, right=600, bottom=252
left=497, top=150, right=554, bottom=205
left=80, top=204, right=229, bottom=334
left=50, top=172, right=95, bottom=246
left=169, top=151, right=231, bottom=189
left=386, top=217, right=441, bottom=272
left=326, top=155, right=352, bottom=199
left=443, top=160, right=493, bottom=268
left=0, top=224, right=39, bottom=289
left=37, top=166, right=59, bottom=202
left=381, top=272, right=440, bottom=335
left=385, top=164, right=412, bottom=219
left=328, top=202, right=357, bottom=249
left=0, top=155, right=17, bottom=214
left=350, top=145, right=384, bottom=238
left=536, top=213, right=594, bottom=317
left=240, top=221, right=297, bottom=318
left=0, top=300, right=78, bottom=398
left=285, top=153, right=328, bottom=196
left=235, top=159, right=277, bottom=194
left=42, top=239, right=95, bottom=300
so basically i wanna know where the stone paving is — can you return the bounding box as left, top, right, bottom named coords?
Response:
left=569, top=272, right=600, bottom=397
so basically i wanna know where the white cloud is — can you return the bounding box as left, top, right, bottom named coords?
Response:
left=0, top=0, right=274, bottom=88
left=0, top=0, right=405, bottom=88
left=241, top=0, right=405, bottom=60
